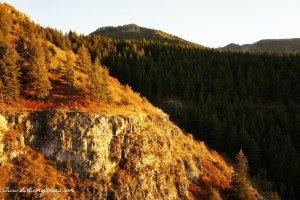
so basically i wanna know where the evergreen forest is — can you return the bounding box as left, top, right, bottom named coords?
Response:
left=83, top=32, right=299, bottom=200
left=1, top=3, right=299, bottom=199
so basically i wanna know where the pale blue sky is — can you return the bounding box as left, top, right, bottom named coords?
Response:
left=2, top=0, right=300, bottom=47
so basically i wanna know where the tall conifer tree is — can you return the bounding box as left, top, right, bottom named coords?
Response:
left=76, top=45, right=92, bottom=72
left=29, top=40, right=52, bottom=100
left=62, top=51, right=75, bottom=86
left=0, top=44, right=20, bottom=102
left=232, top=149, right=256, bottom=200
left=87, top=57, right=109, bottom=101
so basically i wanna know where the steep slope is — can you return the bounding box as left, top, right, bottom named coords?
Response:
left=222, top=38, right=300, bottom=54
left=0, top=106, right=235, bottom=199
left=0, top=3, right=263, bottom=199
left=91, top=24, right=202, bottom=47
left=89, top=23, right=300, bottom=199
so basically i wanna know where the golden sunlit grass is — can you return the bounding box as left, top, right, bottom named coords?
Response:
left=0, top=163, right=13, bottom=191
left=0, top=128, right=81, bottom=199
left=0, top=149, right=70, bottom=199
left=0, top=75, right=234, bottom=199
left=131, top=112, right=233, bottom=199
left=0, top=129, right=68, bottom=199
left=0, top=75, right=163, bottom=119
left=0, top=11, right=163, bottom=118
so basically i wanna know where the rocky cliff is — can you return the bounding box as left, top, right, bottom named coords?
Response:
left=0, top=110, right=232, bottom=199
left=0, top=3, right=264, bottom=199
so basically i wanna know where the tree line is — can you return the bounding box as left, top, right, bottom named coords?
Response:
left=0, top=5, right=108, bottom=103
left=1, top=4, right=299, bottom=198
left=35, top=26, right=299, bottom=199
left=79, top=33, right=298, bottom=200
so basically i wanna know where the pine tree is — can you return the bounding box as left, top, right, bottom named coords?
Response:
left=76, top=45, right=92, bottom=72
left=247, top=137, right=261, bottom=173
left=62, top=51, right=75, bottom=86
left=29, top=40, right=52, bottom=100
left=87, top=57, right=109, bottom=101
left=0, top=5, right=11, bottom=36
left=210, top=113, right=223, bottom=150
left=0, top=44, right=21, bottom=102
left=209, top=187, right=222, bottom=200
left=269, top=191, right=281, bottom=200
left=232, top=149, right=256, bottom=200
left=226, top=127, right=238, bottom=155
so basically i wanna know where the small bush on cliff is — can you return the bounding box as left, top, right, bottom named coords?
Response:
left=269, top=191, right=281, bottom=200
left=209, top=187, right=222, bottom=200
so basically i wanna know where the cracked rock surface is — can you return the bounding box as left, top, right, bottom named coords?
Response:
left=0, top=110, right=232, bottom=199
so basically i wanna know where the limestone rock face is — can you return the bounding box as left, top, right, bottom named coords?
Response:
left=0, top=115, right=8, bottom=164
left=0, top=115, right=8, bottom=133
left=1, top=111, right=232, bottom=199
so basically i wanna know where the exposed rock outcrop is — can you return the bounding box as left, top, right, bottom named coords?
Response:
left=0, top=115, right=8, bottom=164
left=0, top=110, right=232, bottom=199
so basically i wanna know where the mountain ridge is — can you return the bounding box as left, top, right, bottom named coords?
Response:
left=0, top=3, right=262, bottom=199
left=91, top=23, right=203, bottom=47
left=92, top=23, right=300, bottom=54
left=222, top=38, right=300, bottom=54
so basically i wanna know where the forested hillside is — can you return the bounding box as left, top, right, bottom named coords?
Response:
left=84, top=31, right=299, bottom=200
left=1, top=2, right=299, bottom=199
left=0, top=3, right=263, bottom=199
left=32, top=23, right=299, bottom=200
left=0, top=3, right=110, bottom=106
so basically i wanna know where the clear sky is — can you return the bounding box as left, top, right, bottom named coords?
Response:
left=2, top=0, right=300, bottom=47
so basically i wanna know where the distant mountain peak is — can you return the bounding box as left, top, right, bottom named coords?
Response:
left=96, top=24, right=141, bottom=32
left=222, top=38, right=300, bottom=54
left=222, top=43, right=242, bottom=51
left=91, top=24, right=203, bottom=47
left=121, top=24, right=141, bottom=33
left=123, top=23, right=140, bottom=28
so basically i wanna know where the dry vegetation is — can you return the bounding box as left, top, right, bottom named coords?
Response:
left=0, top=129, right=106, bottom=199
left=0, top=103, right=236, bottom=199
left=0, top=4, right=253, bottom=199
left=0, top=75, right=163, bottom=118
